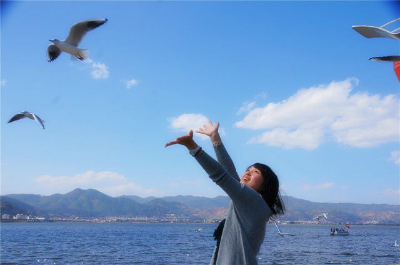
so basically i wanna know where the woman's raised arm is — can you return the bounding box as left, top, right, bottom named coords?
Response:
left=196, top=121, right=239, bottom=181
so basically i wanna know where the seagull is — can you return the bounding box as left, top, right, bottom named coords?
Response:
left=370, top=56, right=400, bottom=62
left=8, top=111, right=45, bottom=129
left=352, top=18, right=400, bottom=40
left=314, top=213, right=328, bottom=221
left=47, top=18, right=108, bottom=62
left=274, top=221, right=294, bottom=237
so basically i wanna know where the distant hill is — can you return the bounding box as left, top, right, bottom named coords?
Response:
left=121, top=195, right=231, bottom=210
left=4, top=189, right=190, bottom=218
left=0, top=196, right=37, bottom=216
left=3, top=189, right=400, bottom=224
left=281, top=196, right=400, bottom=224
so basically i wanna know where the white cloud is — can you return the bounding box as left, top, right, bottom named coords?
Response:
left=235, top=78, right=399, bottom=149
left=248, top=127, right=323, bottom=150
left=100, top=183, right=159, bottom=197
left=302, top=182, right=334, bottom=191
left=389, top=151, right=400, bottom=165
left=382, top=188, right=400, bottom=198
left=34, top=171, right=156, bottom=197
left=83, top=59, right=109, bottom=79
left=372, top=188, right=400, bottom=198
left=237, top=93, right=267, bottom=115
left=168, top=113, right=225, bottom=140
left=237, top=101, right=256, bottom=115
left=1, top=79, right=6, bottom=87
left=255, top=92, right=268, bottom=100
left=124, top=79, right=139, bottom=89
left=91, top=62, right=109, bottom=79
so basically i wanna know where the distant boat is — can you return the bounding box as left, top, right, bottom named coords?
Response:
left=330, top=227, right=349, bottom=236
left=274, top=221, right=295, bottom=237
left=195, top=229, right=202, bottom=233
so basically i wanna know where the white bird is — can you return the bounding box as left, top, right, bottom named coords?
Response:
left=352, top=18, right=400, bottom=40
left=314, top=213, right=328, bottom=221
left=274, top=221, right=294, bottom=237
left=8, top=111, right=45, bottom=129
left=47, top=18, right=108, bottom=62
left=395, top=240, right=399, bottom=247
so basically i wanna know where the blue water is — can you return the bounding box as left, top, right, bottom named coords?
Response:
left=1, top=223, right=399, bottom=264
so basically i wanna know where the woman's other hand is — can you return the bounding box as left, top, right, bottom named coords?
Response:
left=196, top=121, right=222, bottom=145
left=165, top=130, right=198, bottom=150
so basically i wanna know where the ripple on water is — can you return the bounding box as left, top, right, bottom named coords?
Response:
left=1, top=223, right=399, bottom=265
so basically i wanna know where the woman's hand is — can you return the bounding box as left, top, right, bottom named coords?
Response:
left=196, top=121, right=222, bottom=145
left=165, top=130, right=198, bottom=150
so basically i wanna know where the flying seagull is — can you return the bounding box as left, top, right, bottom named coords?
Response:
left=313, top=213, right=328, bottom=221
left=8, top=111, right=45, bottom=129
left=47, top=18, right=108, bottom=62
left=352, top=18, right=400, bottom=40
left=274, top=221, right=295, bottom=237
left=369, top=56, right=400, bottom=62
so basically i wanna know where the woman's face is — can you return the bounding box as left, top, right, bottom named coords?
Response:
left=240, top=166, right=264, bottom=193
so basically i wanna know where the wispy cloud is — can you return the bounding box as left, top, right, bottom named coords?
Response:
left=389, top=151, right=400, bottom=165
left=82, top=59, right=109, bottom=79
left=100, top=183, right=158, bottom=197
left=382, top=188, right=400, bottom=198
left=34, top=171, right=157, bottom=197
left=237, top=101, right=256, bottom=115
left=168, top=113, right=226, bottom=140
left=237, top=92, right=267, bottom=115
left=372, top=188, right=400, bottom=198
left=1, top=79, right=6, bottom=87
left=248, top=127, right=323, bottom=150
left=123, top=79, right=139, bottom=89
left=235, top=78, right=399, bottom=149
left=302, top=182, right=334, bottom=191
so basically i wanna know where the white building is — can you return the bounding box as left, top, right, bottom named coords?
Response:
left=2, top=214, right=11, bottom=219
left=15, top=214, right=29, bottom=220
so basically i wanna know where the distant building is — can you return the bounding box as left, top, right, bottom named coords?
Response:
left=2, top=214, right=11, bottom=219
left=15, top=214, right=29, bottom=220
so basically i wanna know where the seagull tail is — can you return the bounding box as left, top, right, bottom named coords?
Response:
left=72, top=49, right=90, bottom=61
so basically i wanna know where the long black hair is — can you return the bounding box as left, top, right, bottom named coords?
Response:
left=212, top=163, right=285, bottom=264
left=251, top=163, right=285, bottom=215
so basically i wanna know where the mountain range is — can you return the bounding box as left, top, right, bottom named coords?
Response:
left=2, top=188, right=399, bottom=224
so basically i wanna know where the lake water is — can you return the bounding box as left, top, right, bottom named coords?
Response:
left=1, top=222, right=399, bottom=264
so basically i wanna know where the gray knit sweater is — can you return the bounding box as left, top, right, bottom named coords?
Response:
left=194, top=144, right=272, bottom=265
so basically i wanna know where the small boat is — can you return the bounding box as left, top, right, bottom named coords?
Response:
left=330, top=227, right=349, bottom=236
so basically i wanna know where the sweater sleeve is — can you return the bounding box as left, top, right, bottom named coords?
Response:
left=213, top=144, right=240, bottom=182
left=195, top=150, right=257, bottom=206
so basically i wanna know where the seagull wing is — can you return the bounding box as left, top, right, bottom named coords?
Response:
left=370, top=56, right=400, bottom=62
left=31, top=113, right=45, bottom=129
left=65, top=18, right=108, bottom=47
left=352, top=25, right=400, bottom=40
left=8, top=113, right=27, bottom=123
left=47, top=44, right=61, bottom=62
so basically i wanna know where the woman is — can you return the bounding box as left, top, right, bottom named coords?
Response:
left=165, top=121, right=285, bottom=265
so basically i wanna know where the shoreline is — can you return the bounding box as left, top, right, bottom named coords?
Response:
left=1, top=219, right=399, bottom=226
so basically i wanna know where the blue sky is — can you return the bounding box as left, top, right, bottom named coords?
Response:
left=1, top=1, right=399, bottom=205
